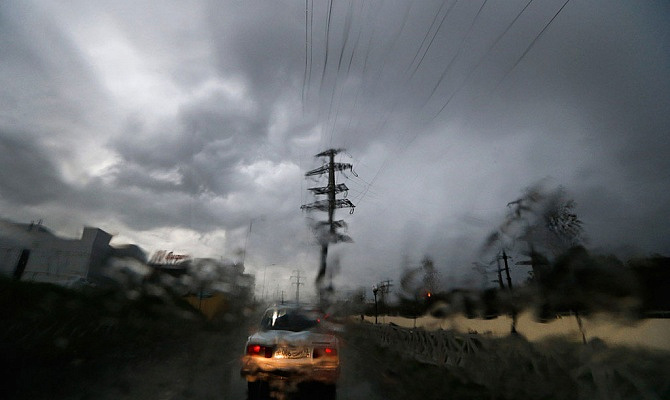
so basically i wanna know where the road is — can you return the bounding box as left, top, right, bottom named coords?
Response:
left=58, top=315, right=488, bottom=400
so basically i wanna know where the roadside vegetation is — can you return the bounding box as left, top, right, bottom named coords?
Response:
left=0, top=276, right=233, bottom=399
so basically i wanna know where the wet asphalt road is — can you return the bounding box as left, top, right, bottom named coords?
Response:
left=57, top=319, right=465, bottom=400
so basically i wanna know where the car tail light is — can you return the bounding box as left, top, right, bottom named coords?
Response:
left=313, top=347, right=338, bottom=358
left=246, top=344, right=274, bottom=358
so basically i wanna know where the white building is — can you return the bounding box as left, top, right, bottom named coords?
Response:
left=0, top=219, right=145, bottom=285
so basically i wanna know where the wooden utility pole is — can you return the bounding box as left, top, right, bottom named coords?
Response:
left=301, top=149, right=355, bottom=288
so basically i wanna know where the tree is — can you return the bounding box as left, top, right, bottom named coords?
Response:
left=421, top=256, right=439, bottom=295
left=483, top=182, right=585, bottom=265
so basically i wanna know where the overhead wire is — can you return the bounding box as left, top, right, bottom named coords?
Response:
left=338, top=0, right=384, bottom=148
left=404, top=0, right=450, bottom=77
left=369, top=0, right=415, bottom=94
left=335, top=0, right=368, bottom=148
left=328, top=0, right=356, bottom=145
left=407, top=0, right=459, bottom=81
left=344, top=0, right=366, bottom=77
left=422, top=0, right=489, bottom=107
left=346, top=0, right=416, bottom=146
left=352, top=0, right=509, bottom=207
left=348, top=1, right=460, bottom=208
left=308, top=0, right=314, bottom=90
left=429, top=0, right=535, bottom=121
left=311, top=0, right=568, bottom=211
left=338, top=0, right=413, bottom=149
left=317, top=0, right=335, bottom=117
left=302, top=0, right=309, bottom=114
left=494, top=0, right=571, bottom=93
left=360, top=0, right=459, bottom=148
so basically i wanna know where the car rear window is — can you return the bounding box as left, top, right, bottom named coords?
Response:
left=260, top=309, right=319, bottom=332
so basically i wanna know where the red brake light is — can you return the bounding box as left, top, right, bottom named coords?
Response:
left=247, top=344, right=274, bottom=358
left=313, top=347, right=337, bottom=358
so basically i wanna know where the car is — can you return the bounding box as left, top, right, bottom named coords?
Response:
left=240, top=304, right=340, bottom=397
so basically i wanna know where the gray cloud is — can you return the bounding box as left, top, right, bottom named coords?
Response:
left=0, top=132, right=66, bottom=205
left=0, top=0, right=668, bottom=296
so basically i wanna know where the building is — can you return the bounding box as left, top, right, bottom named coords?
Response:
left=0, top=218, right=145, bottom=285
left=180, top=257, right=256, bottom=319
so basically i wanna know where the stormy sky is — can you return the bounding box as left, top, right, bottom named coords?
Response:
left=1, top=0, right=668, bottom=299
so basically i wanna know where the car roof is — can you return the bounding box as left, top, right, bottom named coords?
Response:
left=262, top=304, right=324, bottom=314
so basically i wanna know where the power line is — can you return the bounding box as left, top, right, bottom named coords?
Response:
left=495, top=0, right=571, bottom=93
left=404, top=0, right=451, bottom=78
left=407, top=0, right=459, bottom=81
left=430, top=0, right=535, bottom=121
left=302, top=0, right=310, bottom=113
left=308, top=0, right=314, bottom=91
left=332, top=0, right=411, bottom=147
left=422, top=0, right=489, bottom=107
left=326, top=0, right=355, bottom=139
left=318, top=0, right=335, bottom=103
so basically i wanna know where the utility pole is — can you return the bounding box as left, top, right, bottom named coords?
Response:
left=301, top=148, right=355, bottom=290
left=495, top=257, right=505, bottom=289
left=492, top=251, right=513, bottom=290
left=372, top=285, right=379, bottom=324
left=291, top=270, right=304, bottom=305
left=497, top=250, right=517, bottom=334
left=502, top=250, right=513, bottom=290
left=376, top=280, right=393, bottom=318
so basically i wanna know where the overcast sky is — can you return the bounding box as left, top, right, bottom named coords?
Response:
left=1, top=0, right=668, bottom=300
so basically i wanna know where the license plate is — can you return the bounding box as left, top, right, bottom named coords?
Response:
left=277, top=346, right=310, bottom=359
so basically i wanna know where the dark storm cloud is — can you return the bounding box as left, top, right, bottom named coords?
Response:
left=0, top=133, right=66, bottom=205
left=0, top=1, right=109, bottom=129
left=108, top=88, right=272, bottom=199
left=205, top=1, right=304, bottom=107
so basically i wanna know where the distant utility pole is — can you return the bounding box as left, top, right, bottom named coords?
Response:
left=502, top=250, right=513, bottom=290
left=492, top=250, right=513, bottom=290
left=372, top=285, right=379, bottom=324
left=378, top=280, right=393, bottom=303
left=376, top=279, right=393, bottom=318
left=291, top=270, right=304, bottom=305
left=494, top=257, right=505, bottom=289
left=301, top=148, right=356, bottom=287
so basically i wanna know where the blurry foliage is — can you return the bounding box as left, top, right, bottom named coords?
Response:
left=627, top=256, right=670, bottom=312
left=396, top=256, right=441, bottom=319
left=418, top=246, right=665, bottom=324
left=533, top=246, right=639, bottom=319
left=0, top=276, right=213, bottom=398
left=484, top=182, right=585, bottom=260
